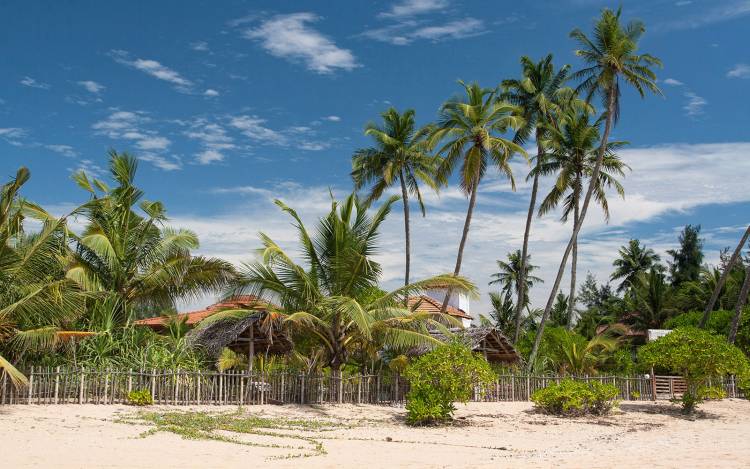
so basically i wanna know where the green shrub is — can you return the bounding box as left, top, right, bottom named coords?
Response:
left=630, top=390, right=641, bottom=400
left=405, top=341, right=495, bottom=425
left=127, top=388, right=153, bottom=406
left=639, top=327, right=750, bottom=413
left=697, top=385, right=727, bottom=400
left=531, top=379, right=620, bottom=416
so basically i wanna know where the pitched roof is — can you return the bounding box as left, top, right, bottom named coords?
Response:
left=133, top=295, right=272, bottom=328
left=407, top=295, right=472, bottom=320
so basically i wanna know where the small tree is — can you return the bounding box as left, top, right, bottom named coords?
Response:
left=405, top=341, right=495, bottom=425
left=638, top=327, right=749, bottom=413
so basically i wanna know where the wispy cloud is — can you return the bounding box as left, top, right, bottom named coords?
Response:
left=77, top=80, right=105, bottom=94
left=229, top=115, right=331, bottom=151
left=656, top=0, right=750, bottom=30
left=184, top=119, right=236, bottom=165
left=190, top=41, right=210, bottom=52
left=109, top=50, right=213, bottom=95
left=45, top=144, right=77, bottom=157
left=727, top=63, right=750, bottom=78
left=139, top=153, right=182, bottom=171
left=239, top=13, right=358, bottom=74
left=662, top=78, right=684, bottom=86
left=203, top=89, right=220, bottom=97
left=20, top=76, right=50, bottom=90
left=683, top=91, right=707, bottom=117
left=322, top=115, right=341, bottom=122
left=379, top=0, right=449, bottom=18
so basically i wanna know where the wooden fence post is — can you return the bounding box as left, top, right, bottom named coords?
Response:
left=150, top=369, right=156, bottom=403
left=52, top=366, right=60, bottom=405
left=196, top=370, right=202, bottom=405
left=79, top=367, right=85, bottom=404
left=526, top=375, right=531, bottom=401
left=104, top=369, right=110, bottom=405
left=127, top=369, right=132, bottom=398
left=300, top=373, right=305, bottom=404
left=27, top=366, right=34, bottom=404
left=651, top=368, right=657, bottom=401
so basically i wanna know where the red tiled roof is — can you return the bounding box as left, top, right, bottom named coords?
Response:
left=134, top=295, right=272, bottom=328
left=407, top=295, right=472, bottom=320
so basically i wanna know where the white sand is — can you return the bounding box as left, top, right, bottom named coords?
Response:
left=2, top=400, right=749, bottom=468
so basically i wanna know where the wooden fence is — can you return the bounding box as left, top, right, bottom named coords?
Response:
left=0, top=367, right=743, bottom=406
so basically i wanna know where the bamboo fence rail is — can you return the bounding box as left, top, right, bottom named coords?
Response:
left=0, top=367, right=743, bottom=406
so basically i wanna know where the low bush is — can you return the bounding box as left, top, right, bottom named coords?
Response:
left=531, top=379, right=619, bottom=416
left=127, top=388, right=153, bottom=406
left=405, top=341, right=494, bottom=426
left=697, top=385, right=727, bottom=401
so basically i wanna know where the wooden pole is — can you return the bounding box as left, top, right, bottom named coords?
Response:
left=196, top=370, right=202, bottom=405
left=79, top=367, right=85, bottom=404
left=104, top=370, right=110, bottom=405
left=53, top=366, right=60, bottom=405
left=248, top=326, right=255, bottom=372
left=127, top=369, right=133, bottom=397
left=651, top=367, right=657, bottom=401
left=150, top=369, right=156, bottom=403
left=27, top=366, right=34, bottom=404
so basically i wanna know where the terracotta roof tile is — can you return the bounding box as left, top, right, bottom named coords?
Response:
left=134, top=295, right=272, bottom=328
left=407, top=295, right=472, bottom=320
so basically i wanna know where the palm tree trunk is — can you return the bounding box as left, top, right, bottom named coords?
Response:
left=399, top=171, right=411, bottom=287
left=514, top=136, right=543, bottom=343
left=567, top=198, right=580, bottom=329
left=729, top=264, right=750, bottom=344
left=527, top=88, right=616, bottom=372
left=701, top=224, right=750, bottom=327
left=440, top=180, right=479, bottom=315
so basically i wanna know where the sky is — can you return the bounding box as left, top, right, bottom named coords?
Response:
left=2, top=0, right=750, bottom=316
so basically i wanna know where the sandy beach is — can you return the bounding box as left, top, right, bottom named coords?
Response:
left=2, top=399, right=749, bottom=468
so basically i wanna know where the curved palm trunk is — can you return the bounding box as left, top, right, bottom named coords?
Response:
left=513, top=137, right=544, bottom=343
left=399, top=171, right=411, bottom=287
left=729, top=264, right=750, bottom=344
left=527, top=89, right=616, bottom=372
left=567, top=198, right=580, bottom=329
left=440, top=181, right=479, bottom=315
left=701, top=224, right=750, bottom=327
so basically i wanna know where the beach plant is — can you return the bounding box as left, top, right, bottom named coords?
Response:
left=228, top=192, right=476, bottom=385
left=352, top=108, right=442, bottom=287
left=404, top=341, right=494, bottom=425
left=127, top=388, right=153, bottom=406
left=531, top=379, right=619, bottom=416
left=529, top=7, right=662, bottom=370
left=429, top=81, right=525, bottom=314
left=611, top=239, right=660, bottom=295
left=638, top=327, right=749, bottom=413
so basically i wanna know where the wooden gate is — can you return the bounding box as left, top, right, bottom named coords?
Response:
left=654, top=375, right=687, bottom=399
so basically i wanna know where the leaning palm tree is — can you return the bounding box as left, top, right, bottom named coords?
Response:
left=611, top=239, right=660, bottom=294
left=66, top=151, right=235, bottom=326
left=500, top=54, right=578, bottom=343
left=489, top=250, right=542, bottom=310
left=0, top=168, right=86, bottom=387
left=228, top=192, right=476, bottom=385
left=701, top=225, right=750, bottom=327
left=528, top=8, right=661, bottom=370
left=351, top=108, right=442, bottom=287
left=535, top=109, right=628, bottom=322
left=430, top=81, right=526, bottom=313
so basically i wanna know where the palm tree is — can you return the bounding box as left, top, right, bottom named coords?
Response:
left=629, top=268, right=675, bottom=331
left=552, top=331, right=620, bottom=375
left=528, top=8, right=661, bottom=370
left=483, top=291, right=515, bottom=336
left=500, top=54, right=577, bottom=343
left=0, top=168, right=86, bottom=387
left=701, top=225, right=750, bottom=327
left=535, top=109, right=628, bottom=324
left=228, top=192, right=476, bottom=383
left=352, top=108, right=442, bottom=287
left=611, top=239, right=660, bottom=294
left=430, top=81, right=526, bottom=313
left=66, top=151, right=235, bottom=326
left=489, top=250, right=542, bottom=309
left=729, top=263, right=750, bottom=344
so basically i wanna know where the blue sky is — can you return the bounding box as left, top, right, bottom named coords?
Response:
left=2, top=0, right=750, bottom=314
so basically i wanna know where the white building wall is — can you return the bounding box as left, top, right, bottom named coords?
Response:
left=424, top=288, right=472, bottom=327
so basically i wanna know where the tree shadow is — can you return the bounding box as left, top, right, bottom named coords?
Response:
left=618, top=402, right=721, bottom=421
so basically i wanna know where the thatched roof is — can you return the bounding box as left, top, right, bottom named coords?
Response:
left=411, top=326, right=520, bottom=364
left=186, top=313, right=292, bottom=359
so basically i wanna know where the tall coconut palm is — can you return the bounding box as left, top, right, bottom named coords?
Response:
left=535, top=109, right=628, bottom=323
left=351, top=108, right=442, bottom=287
left=500, top=54, right=575, bottom=343
left=611, top=239, right=660, bottom=294
left=701, top=225, right=750, bottom=327
left=0, top=168, right=86, bottom=387
left=729, top=263, right=750, bottom=344
left=66, top=151, right=235, bottom=326
left=528, top=8, right=661, bottom=370
left=228, top=192, right=475, bottom=380
left=430, top=81, right=526, bottom=313
left=489, top=250, right=542, bottom=309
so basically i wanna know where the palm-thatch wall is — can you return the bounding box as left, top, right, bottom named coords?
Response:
left=186, top=313, right=292, bottom=359
left=412, top=326, right=520, bottom=364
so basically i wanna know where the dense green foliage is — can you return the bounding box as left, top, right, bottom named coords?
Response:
left=531, top=379, right=619, bottom=416
left=405, top=342, right=495, bottom=425
left=127, top=388, right=153, bottom=406
left=639, top=328, right=749, bottom=412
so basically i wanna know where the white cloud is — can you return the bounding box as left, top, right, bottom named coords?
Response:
left=662, top=78, right=684, bottom=86
left=204, top=89, right=220, bottom=97
left=190, top=41, right=210, bottom=52
left=196, top=149, right=225, bottom=165
left=172, top=141, right=750, bottom=315
left=727, top=63, right=750, bottom=78
left=229, top=114, right=331, bottom=151
left=363, top=17, right=486, bottom=45
left=20, top=76, right=50, bottom=90
left=323, top=115, right=341, bottom=122
left=184, top=119, right=236, bottom=165
left=92, top=110, right=177, bottom=169
left=241, top=13, right=358, bottom=74
left=45, top=144, right=77, bottom=157
left=379, top=0, right=449, bottom=18
left=139, top=153, right=182, bottom=171
left=77, top=80, right=105, bottom=94
left=683, top=91, right=707, bottom=117
left=110, top=50, right=195, bottom=92
left=656, top=0, right=750, bottom=30
left=0, top=127, right=26, bottom=140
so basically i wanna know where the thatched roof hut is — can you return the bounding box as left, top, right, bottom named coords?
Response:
left=412, top=326, right=520, bottom=364
left=186, top=312, right=293, bottom=360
